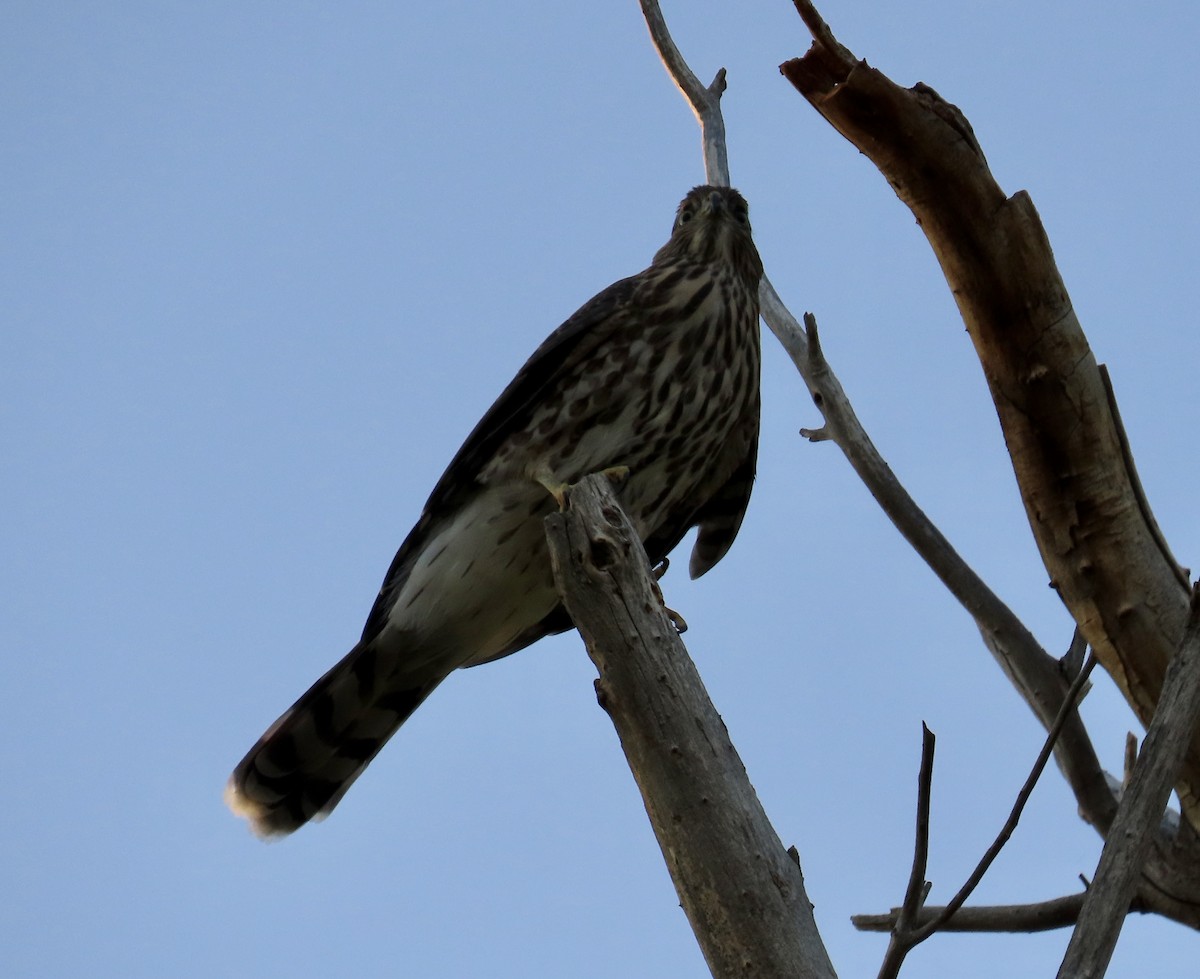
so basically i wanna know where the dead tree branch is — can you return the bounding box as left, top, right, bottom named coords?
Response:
left=781, top=0, right=1200, bottom=930
left=638, top=0, right=729, bottom=185
left=649, top=0, right=1135, bottom=869
left=855, top=893, right=1152, bottom=935
left=1060, top=586, right=1200, bottom=977
left=544, top=475, right=836, bottom=979
left=798, top=313, right=1117, bottom=827
left=919, top=655, right=1098, bottom=941
left=875, top=657, right=1096, bottom=977
left=646, top=3, right=1109, bottom=829
left=878, top=725, right=936, bottom=979
left=781, top=1, right=1197, bottom=838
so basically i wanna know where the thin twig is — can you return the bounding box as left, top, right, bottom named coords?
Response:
left=878, top=725, right=936, bottom=979
left=917, top=655, right=1099, bottom=939
left=790, top=0, right=856, bottom=67
left=872, top=656, right=1098, bottom=976
left=1061, top=627, right=1088, bottom=679
left=901, top=724, right=937, bottom=928
left=855, top=892, right=1152, bottom=934
left=638, top=0, right=708, bottom=120
left=638, top=0, right=729, bottom=186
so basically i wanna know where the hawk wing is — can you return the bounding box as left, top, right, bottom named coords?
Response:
left=685, top=408, right=759, bottom=578
left=359, top=273, right=642, bottom=644
left=639, top=389, right=759, bottom=580
left=468, top=394, right=760, bottom=669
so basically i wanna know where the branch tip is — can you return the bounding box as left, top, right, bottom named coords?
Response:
left=1124, top=733, right=1138, bottom=784
left=790, top=0, right=856, bottom=69
left=801, top=311, right=826, bottom=365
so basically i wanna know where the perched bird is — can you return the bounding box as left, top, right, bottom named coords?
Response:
left=227, top=185, right=764, bottom=837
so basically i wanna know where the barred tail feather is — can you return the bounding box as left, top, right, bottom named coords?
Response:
left=226, top=640, right=442, bottom=838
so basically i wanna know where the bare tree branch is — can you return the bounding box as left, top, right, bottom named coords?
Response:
left=874, top=657, right=1098, bottom=976
left=1059, top=586, right=1200, bottom=977
left=638, top=0, right=729, bottom=186
left=877, top=725, right=936, bottom=979
left=544, top=475, right=836, bottom=979
left=917, top=655, right=1098, bottom=942
left=900, top=726, right=937, bottom=934
left=780, top=0, right=1200, bottom=931
left=651, top=2, right=1112, bottom=837
left=781, top=0, right=1198, bottom=840
left=855, top=893, right=1152, bottom=935
left=794, top=311, right=1129, bottom=844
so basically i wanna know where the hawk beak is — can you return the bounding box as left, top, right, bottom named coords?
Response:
left=707, top=191, right=725, bottom=215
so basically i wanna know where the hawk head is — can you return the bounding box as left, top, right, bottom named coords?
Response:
left=653, top=185, right=763, bottom=285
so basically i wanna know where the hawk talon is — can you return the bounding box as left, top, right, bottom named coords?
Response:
left=536, top=466, right=629, bottom=511
left=601, top=464, right=630, bottom=486
left=666, top=605, right=688, bottom=635
left=533, top=473, right=572, bottom=511
left=650, top=577, right=688, bottom=634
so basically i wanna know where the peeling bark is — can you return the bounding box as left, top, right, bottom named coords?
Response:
left=781, top=42, right=1198, bottom=832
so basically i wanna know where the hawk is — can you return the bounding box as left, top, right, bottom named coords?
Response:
left=227, top=186, right=764, bottom=836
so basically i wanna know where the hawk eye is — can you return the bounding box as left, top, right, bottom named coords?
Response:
left=677, top=208, right=695, bottom=225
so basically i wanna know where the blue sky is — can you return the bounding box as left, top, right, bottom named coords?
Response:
left=5, top=2, right=1198, bottom=976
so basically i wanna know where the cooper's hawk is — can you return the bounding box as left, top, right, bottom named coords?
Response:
left=227, top=186, right=764, bottom=836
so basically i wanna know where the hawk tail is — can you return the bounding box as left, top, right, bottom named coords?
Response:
left=225, top=640, right=441, bottom=838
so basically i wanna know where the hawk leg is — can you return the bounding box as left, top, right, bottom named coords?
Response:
left=536, top=463, right=684, bottom=630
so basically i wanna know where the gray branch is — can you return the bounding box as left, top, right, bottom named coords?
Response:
left=544, top=475, right=836, bottom=979
left=855, top=893, right=1149, bottom=935
left=1059, top=586, right=1200, bottom=977
left=638, top=0, right=729, bottom=185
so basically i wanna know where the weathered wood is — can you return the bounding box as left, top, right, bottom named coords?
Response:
left=1058, top=587, right=1200, bottom=977
left=854, top=892, right=1153, bottom=935
left=544, top=474, right=836, bottom=979
left=781, top=21, right=1198, bottom=838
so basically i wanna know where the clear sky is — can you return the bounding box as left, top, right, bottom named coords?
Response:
left=5, top=2, right=1198, bottom=976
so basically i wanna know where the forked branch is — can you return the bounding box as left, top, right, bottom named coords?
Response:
left=873, top=656, right=1097, bottom=978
